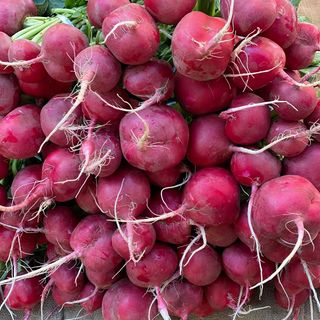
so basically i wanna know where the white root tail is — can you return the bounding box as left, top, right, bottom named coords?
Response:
left=250, top=219, right=305, bottom=290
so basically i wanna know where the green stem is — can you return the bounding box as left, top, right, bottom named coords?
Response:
left=196, top=0, right=215, bottom=15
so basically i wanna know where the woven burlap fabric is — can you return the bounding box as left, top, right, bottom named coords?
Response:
left=0, top=285, right=314, bottom=319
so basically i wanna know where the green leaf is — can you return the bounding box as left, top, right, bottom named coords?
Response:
left=33, top=0, right=49, bottom=15
left=65, top=0, right=87, bottom=8
left=299, top=15, right=312, bottom=23
left=48, top=0, right=65, bottom=10
left=291, top=0, right=302, bottom=8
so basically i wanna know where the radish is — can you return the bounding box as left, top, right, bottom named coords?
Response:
left=205, top=274, right=242, bottom=311
left=85, top=267, right=121, bottom=290
left=43, top=206, right=80, bottom=252
left=102, top=279, right=157, bottom=320
left=0, top=105, right=44, bottom=159
left=123, top=59, right=174, bottom=112
left=251, top=175, right=320, bottom=289
left=4, top=276, right=42, bottom=319
left=228, top=36, right=286, bottom=90
left=79, top=282, right=104, bottom=314
left=266, top=120, right=309, bottom=157
left=268, top=79, right=317, bottom=121
left=205, top=224, right=237, bottom=248
left=178, top=243, right=222, bottom=286
left=0, top=186, right=6, bottom=206
left=146, top=163, right=186, bottom=188
left=96, top=166, right=151, bottom=219
left=305, top=99, right=320, bottom=142
left=112, top=223, right=156, bottom=262
left=161, top=279, right=203, bottom=320
left=172, top=10, right=235, bottom=81
left=0, top=74, right=20, bottom=116
left=221, top=93, right=271, bottom=145
left=285, top=22, right=320, bottom=70
left=262, top=0, right=298, bottom=48
left=126, top=243, right=178, bottom=319
left=187, top=114, right=232, bottom=167
left=76, top=178, right=100, bottom=214
left=0, top=0, right=37, bottom=35
left=87, top=0, right=129, bottom=28
left=146, top=189, right=191, bottom=245
left=192, top=296, right=215, bottom=318
left=19, top=74, right=72, bottom=99
left=8, top=39, right=47, bottom=83
left=144, top=0, right=196, bottom=25
left=119, top=105, right=189, bottom=172
left=0, top=23, right=88, bottom=83
left=79, top=129, right=122, bottom=178
left=300, top=233, right=320, bottom=264
left=0, top=31, right=13, bottom=74
left=40, top=95, right=83, bottom=147
left=175, top=73, right=235, bottom=115
left=284, top=144, right=320, bottom=191
left=82, top=87, right=129, bottom=124
left=51, top=285, right=80, bottom=308
left=102, top=3, right=160, bottom=65
left=221, top=0, right=277, bottom=35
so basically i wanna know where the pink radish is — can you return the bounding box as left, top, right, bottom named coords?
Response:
left=0, top=31, right=13, bottom=74
left=0, top=74, right=20, bottom=115
left=76, top=178, right=100, bottom=214
left=205, top=225, right=237, bottom=248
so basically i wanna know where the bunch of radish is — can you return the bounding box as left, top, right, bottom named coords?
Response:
left=0, top=0, right=319, bottom=319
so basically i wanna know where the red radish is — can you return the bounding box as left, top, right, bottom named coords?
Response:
left=172, top=11, right=235, bottom=81
left=0, top=226, right=38, bottom=261
left=79, top=282, right=104, bottom=314
left=40, top=95, right=83, bottom=147
left=178, top=243, right=222, bottom=286
left=85, top=267, right=121, bottom=290
left=146, top=163, right=185, bottom=188
left=79, top=129, right=122, bottom=178
left=192, top=296, right=215, bottom=318
left=76, top=178, right=100, bottom=214
left=175, top=73, right=234, bottom=115
left=285, top=22, right=320, bottom=70
left=0, top=155, right=8, bottom=179
left=82, top=87, right=129, bottom=124
left=0, top=208, right=39, bottom=230
left=126, top=243, right=178, bottom=319
left=144, top=0, right=196, bottom=25
left=52, top=285, right=80, bottom=308
left=8, top=39, right=47, bottom=82
left=266, top=120, right=309, bottom=157
left=205, top=224, right=237, bottom=247
left=221, top=0, right=277, bottom=35
left=262, top=0, right=298, bottom=48
left=50, top=262, right=84, bottom=294
left=275, top=287, right=310, bottom=319
left=187, top=114, right=232, bottom=167
left=0, top=23, right=88, bottom=83
left=43, top=206, right=80, bottom=252
left=0, top=31, right=13, bottom=74
left=146, top=189, right=191, bottom=245
left=305, top=99, right=320, bottom=142
left=221, top=93, right=271, bottom=145
left=251, top=175, right=320, bottom=289
left=0, top=74, right=20, bottom=115
left=162, top=279, right=203, bottom=320
left=0, top=0, right=37, bottom=35
left=228, top=36, right=286, bottom=90
left=39, top=45, right=122, bottom=150
left=102, top=3, right=160, bottom=65
left=102, top=279, right=157, bottom=320
left=268, top=80, right=317, bottom=121
left=112, top=223, right=156, bottom=261
left=123, top=59, right=174, bottom=112
left=0, top=186, right=6, bottom=205
left=96, top=166, right=150, bottom=219
left=284, top=144, right=320, bottom=191
left=19, top=74, right=72, bottom=99
left=260, top=238, right=294, bottom=264
left=0, top=105, right=44, bottom=159
left=4, top=276, right=42, bottom=319
left=300, top=233, right=320, bottom=264
left=87, top=0, right=129, bottom=28
left=119, top=105, right=189, bottom=172
left=205, top=274, right=242, bottom=311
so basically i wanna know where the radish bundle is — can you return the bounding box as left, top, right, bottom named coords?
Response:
left=0, top=0, right=319, bottom=320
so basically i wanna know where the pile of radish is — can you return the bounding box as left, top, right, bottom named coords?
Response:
left=0, top=0, right=319, bottom=319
